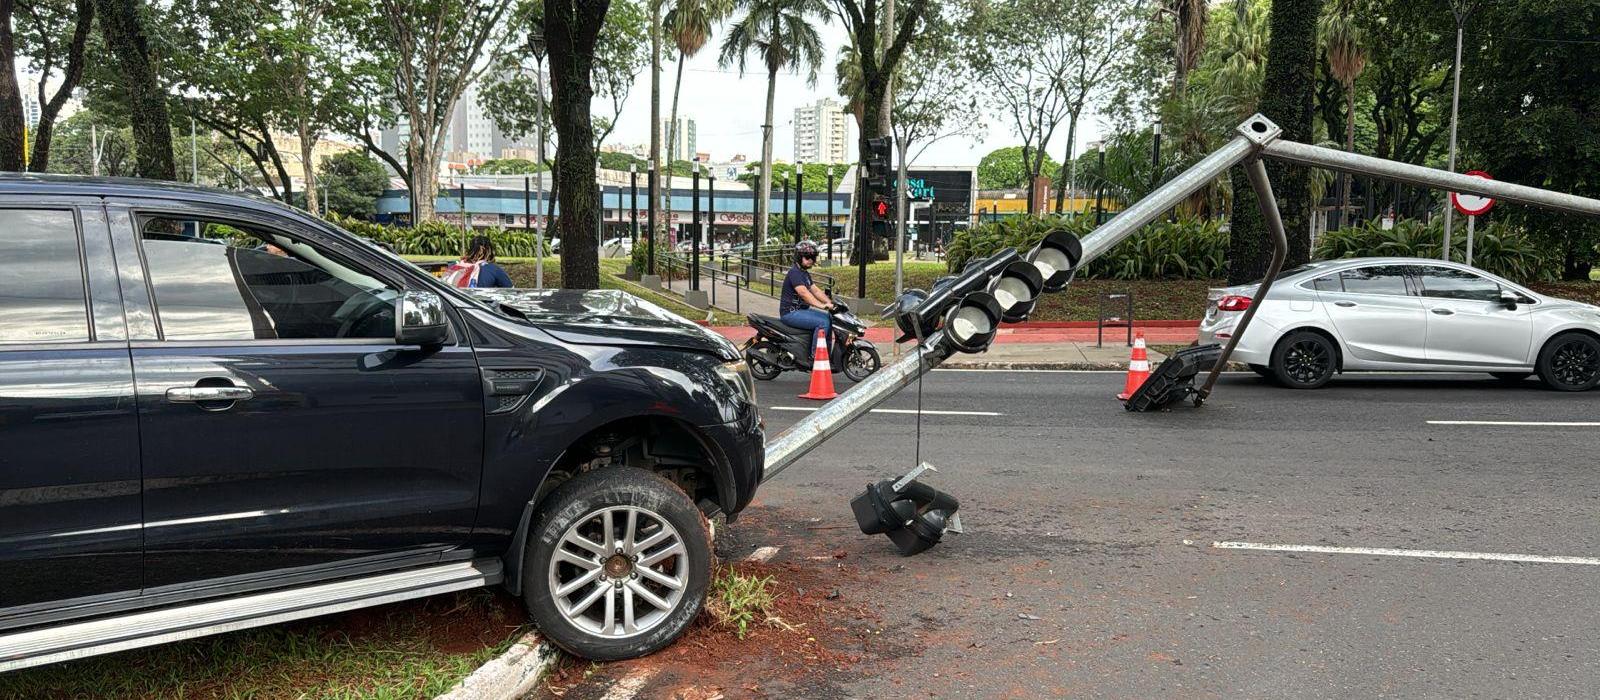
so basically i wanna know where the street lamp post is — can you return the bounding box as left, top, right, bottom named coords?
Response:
left=1095, top=141, right=1107, bottom=225
left=782, top=174, right=790, bottom=225
left=826, top=169, right=835, bottom=263
left=630, top=163, right=639, bottom=244
left=647, top=159, right=657, bottom=275
left=708, top=167, right=717, bottom=259
left=1152, top=123, right=1162, bottom=190
left=1441, top=2, right=1472, bottom=260
left=692, top=163, right=701, bottom=291
left=794, top=162, right=804, bottom=242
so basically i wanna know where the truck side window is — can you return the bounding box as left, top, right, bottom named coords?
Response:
left=0, top=209, right=90, bottom=344
left=138, top=216, right=398, bottom=341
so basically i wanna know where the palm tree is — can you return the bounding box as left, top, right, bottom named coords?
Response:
left=665, top=0, right=733, bottom=166
left=718, top=0, right=827, bottom=242
left=834, top=46, right=864, bottom=129
left=1321, top=0, right=1367, bottom=221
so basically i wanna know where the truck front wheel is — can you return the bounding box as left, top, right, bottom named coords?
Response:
left=522, top=467, right=712, bottom=660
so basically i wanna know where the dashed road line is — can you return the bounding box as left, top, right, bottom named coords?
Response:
left=1427, top=420, right=1600, bottom=427
left=1212, top=541, right=1600, bottom=566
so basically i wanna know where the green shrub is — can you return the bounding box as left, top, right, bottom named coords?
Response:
left=946, top=215, right=1225, bottom=280
left=1314, top=217, right=1555, bottom=282
left=323, top=213, right=546, bottom=258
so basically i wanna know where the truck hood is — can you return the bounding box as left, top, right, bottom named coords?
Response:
left=464, top=288, right=739, bottom=360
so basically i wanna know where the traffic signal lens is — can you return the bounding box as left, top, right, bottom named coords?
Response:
left=874, top=200, right=889, bottom=218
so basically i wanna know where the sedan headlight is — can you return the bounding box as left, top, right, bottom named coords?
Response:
left=716, top=359, right=757, bottom=403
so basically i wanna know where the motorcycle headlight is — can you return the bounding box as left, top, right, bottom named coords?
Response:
left=716, top=359, right=757, bottom=403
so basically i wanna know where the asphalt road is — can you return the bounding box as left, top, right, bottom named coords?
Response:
left=733, top=369, right=1600, bottom=698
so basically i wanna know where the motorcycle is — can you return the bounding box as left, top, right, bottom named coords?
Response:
left=743, top=303, right=881, bottom=382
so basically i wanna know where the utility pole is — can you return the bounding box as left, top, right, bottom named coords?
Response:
left=1441, top=1, right=1473, bottom=261
left=647, top=158, right=658, bottom=274
left=692, top=163, right=701, bottom=290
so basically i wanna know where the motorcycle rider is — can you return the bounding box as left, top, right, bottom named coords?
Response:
left=779, top=240, right=834, bottom=359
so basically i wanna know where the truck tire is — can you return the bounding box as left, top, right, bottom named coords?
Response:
left=523, top=467, right=712, bottom=660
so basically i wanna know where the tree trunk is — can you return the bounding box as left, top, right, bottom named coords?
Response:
left=299, top=119, right=319, bottom=215
left=0, top=0, right=24, bottom=171
left=1054, top=110, right=1079, bottom=214
left=665, top=51, right=685, bottom=239
left=94, top=0, right=176, bottom=180
left=648, top=0, right=661, bottom=242
left=1227, top=0, right=1321, bottom=282
left=547, top=0, right=609, bottom=289
left=756, top=65, right=777, bottom=242
left=409, top=141, right=438, bottom=223
left=1339, top=81, right=1354, bottom=224
left=29, top=0, right=94, bottom=173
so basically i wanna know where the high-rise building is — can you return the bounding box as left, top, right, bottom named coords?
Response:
left=662, top=117, right=696, bottom=162
left=21, top=79, right=42, bottom=128
left=793, top=98, right=850, bottom=164
left=379, top=68, right=545, bottom=171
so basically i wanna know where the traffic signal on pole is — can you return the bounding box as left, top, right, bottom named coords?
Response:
left=864, top=136, right=893, bottom=189
left=871, top=195, right=892, bottom=222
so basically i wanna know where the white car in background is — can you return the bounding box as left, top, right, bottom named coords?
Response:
left=1198, top=257, right=1600, bottom=391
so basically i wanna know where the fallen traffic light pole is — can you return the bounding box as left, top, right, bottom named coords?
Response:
left=763, top=113, right=1600, bottom=484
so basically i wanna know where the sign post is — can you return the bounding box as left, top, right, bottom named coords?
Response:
left=1450, top=170, right=1496, bottom=266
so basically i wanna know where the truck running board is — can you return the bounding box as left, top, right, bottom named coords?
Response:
left=0, top=558, right=503, bottom=673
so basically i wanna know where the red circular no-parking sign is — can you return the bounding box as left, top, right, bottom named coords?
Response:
left=1451, top=171, right=1496, bottom=216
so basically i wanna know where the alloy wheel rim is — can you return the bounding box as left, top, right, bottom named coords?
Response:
left=1551, top=342, right=1599, bottom=386
left=849, top=348, right=876, bottom=374
left=548, top=505, right=688, bottom=639
left=1284, top=341, right=1331, bottom=384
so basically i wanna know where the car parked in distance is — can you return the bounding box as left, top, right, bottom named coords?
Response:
left=0, top=175, right=763, bottom=671
left=1198, top=257, right=1600, bottom=391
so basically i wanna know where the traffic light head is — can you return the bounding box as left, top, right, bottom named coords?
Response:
left=873, top=198, right=891, bottom=220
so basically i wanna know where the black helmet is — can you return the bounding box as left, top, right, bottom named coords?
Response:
left=795, top=239, right=819, bottom=263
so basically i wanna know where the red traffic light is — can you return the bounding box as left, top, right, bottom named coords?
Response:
left=873, top=200, right=890, bottom=218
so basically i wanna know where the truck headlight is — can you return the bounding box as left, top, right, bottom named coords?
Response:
left=716, top=359, right=757, bottom=403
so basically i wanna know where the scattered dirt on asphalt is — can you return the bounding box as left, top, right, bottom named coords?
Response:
left=327, top=587, right=529, bottom=655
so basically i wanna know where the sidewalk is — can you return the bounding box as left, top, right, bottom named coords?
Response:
left=708, top=322, right=1198, bottom=370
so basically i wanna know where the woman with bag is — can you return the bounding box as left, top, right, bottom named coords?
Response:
left=441, top=236, right=515, bottom=288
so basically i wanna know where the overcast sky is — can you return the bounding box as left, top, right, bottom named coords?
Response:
left=604, top=20, right=1107, bottom=168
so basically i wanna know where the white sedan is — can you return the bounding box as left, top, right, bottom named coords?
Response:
left=1198, top=257, right=1600, bottom=391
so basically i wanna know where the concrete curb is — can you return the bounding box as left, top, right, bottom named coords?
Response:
left=435, top=631, right=557, bottom=700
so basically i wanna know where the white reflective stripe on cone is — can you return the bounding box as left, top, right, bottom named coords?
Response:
left=1129, top=361, right=1150, bottom=371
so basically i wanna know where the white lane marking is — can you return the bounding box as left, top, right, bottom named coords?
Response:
left=600, top=669, right=656, bottom=700
left=1428, top=420, right=1600, bottom=427
left=745, top=546, right=781, bottom=563
left=768, top=406, right=1002, bottom=416
left=1212, top=541, right=1600, bottom=566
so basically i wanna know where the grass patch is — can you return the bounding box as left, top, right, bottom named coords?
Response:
left=706, top=567, right=779, bottom=640
left=0, top=590, right=527, bottom=700
left=817, top=262, right=1216, bottom=321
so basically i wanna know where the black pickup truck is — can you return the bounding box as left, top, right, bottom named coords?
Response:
left=0, top=175, right=763, bottom=669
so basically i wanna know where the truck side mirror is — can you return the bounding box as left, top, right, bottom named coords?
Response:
left=395, top=291, right=449, bottom=346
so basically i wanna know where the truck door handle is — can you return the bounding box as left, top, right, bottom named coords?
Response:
left=1334, top=301, right=1357, bottom=308
left=166, top=385, right=254, bottom=403
left=1431, top=308, right=1455, bottom=316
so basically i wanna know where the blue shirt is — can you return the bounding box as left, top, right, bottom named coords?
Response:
left=474, top=262, right=514, bottom=288
left=779, top=265, right=813, bottom=315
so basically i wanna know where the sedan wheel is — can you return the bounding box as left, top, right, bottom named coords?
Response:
left=1271, top=331, right=1336, bottom=389
left=1537, top=333, right=1600, bottom=392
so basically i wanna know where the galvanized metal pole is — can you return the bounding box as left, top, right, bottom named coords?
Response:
left=1442, top=18, right=1465, bottom=260
left=1198, top=157, right=1288, bottom=401
left=708, top=171, right=717, bottom=257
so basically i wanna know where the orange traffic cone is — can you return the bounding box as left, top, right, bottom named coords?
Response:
left=1117, top=332, right=1151, bottom=401
left=799, top=328, right=838, bottom=400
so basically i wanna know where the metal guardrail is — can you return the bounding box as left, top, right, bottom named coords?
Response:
left=658, top=253, right=746, bottom=313
left=716, top=253, right=837, bottom=298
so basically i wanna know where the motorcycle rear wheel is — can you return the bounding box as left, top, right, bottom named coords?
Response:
left=747, top=341, right=783, bottom=380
